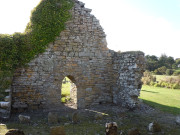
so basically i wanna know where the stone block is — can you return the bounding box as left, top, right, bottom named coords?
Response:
left=48, top=112, right=59, bottom=124
left=148, top=122, right=161, bottom=132
left=5, top=129, right=25, bottom=135
left=105, top=122, right=118, bottom=135
left=0, top=102, right=10, bottom=109
left=5, top=89, right=11, bottom=93
left=18, top=115, right=31, bottom=123
left=175, top=116, right=180, bottom=125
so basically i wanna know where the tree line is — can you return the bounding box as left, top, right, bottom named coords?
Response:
left=145, top=54, right=180, bottom=75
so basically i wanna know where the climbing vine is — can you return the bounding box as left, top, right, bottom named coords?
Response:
left=0, top=0, right=74, bottom=99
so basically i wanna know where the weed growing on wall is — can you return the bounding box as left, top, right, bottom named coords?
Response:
left=0, top=0, right=74, bottom=96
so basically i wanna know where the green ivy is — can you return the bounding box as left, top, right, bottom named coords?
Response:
left=0, top=0, right=74, bottom=96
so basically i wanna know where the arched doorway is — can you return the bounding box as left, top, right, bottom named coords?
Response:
left=61, top=75, right=77, bottom=109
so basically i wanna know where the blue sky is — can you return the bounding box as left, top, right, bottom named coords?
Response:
left=0, top=0, right=179, bottom=58
left=126, top=0, right=180, bottom=30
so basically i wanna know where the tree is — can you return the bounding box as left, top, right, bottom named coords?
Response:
left=172, top=63, right=177, bottom=69
left=166, top=56, right=175, bottom=69
left=159, top=54, right=168, bottom=68
left=145, top=54, right=176, bottom=73
left=166, top=69, right=174, bottom=76
left=158, top=54, right=175, bottom=69
left=176, top=58, right=180, bottom=65
left=154, top=66, right=167, bottom=75
left=145, top=55, right=159, bottom=71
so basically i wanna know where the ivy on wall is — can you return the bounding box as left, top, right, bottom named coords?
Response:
left=0, top=0, right=74, bottom=99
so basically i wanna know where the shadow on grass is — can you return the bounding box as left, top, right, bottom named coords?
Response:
left=142, top=99, right=180, bottom=115
left=141, top=89, right=159, bottom=93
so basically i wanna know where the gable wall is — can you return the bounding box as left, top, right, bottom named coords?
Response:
left=12, top=0, right=114, bottom=111
left=11, top=0, right=146, bottom=112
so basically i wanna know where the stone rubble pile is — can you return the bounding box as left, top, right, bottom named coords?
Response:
left=0, top=88, right=11, bottom=119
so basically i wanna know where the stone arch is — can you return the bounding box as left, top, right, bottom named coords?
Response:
left=53, top=67, right=87, bottom=109
left=66, top=75, right=76, bottom=83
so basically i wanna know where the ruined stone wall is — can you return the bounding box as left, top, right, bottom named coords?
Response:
left=112, top=51, right=146, bottom=109
left=11, top=0, right=146, bottom=112
left=12, top=0, right=113, bottom=111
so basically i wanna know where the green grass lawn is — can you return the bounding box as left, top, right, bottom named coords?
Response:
left=61, top=77, right=71, bottom=103
left=140, top=85, right=180, bottom=115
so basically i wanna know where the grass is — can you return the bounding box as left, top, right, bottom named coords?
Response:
left=140, top=85, right=180, bottom=115
left=0, top=117, right=50, bottom=135
left=0, top=124, right=8, bottom=135
left=155, top=75, right=178, bottom=82
left=175, top=67, right=180, bottom=71
left=1, top=83, right=180, bottom=135
left=61, top=77, right=71, bottom=103
left=1, top=108, right=180, bottom=135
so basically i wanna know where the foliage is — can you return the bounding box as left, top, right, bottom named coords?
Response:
left=0, top=0, right=74, bottom=95
left=175, top=58, right=180, bottom=65
left=148, top=75, right=180, bottom=89
left=141, top=71, right=156, bottom=85
left=145, top=54, right=180, bottom=76
left=154, top=66, right=167, bottom=75
left=159, top=54, right=175, bottom=69
left=145, top=55, right=159, bottom=71
left=61, top=77, right=71, bottom=103
left=166, top=69, right=174, bottom=75
left=163, top=75, right=180, bottom=84
left=173, top=70, right=180, bottom=76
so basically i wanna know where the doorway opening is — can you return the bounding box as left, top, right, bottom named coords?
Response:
left=61, top=76, right=77, bottom=109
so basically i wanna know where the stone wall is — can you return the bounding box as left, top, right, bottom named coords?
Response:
left=113, top=51, right=146, bottom=109
left=11, top=0, right=145, bottom=111
left=12, top=0, right=113, bottom=111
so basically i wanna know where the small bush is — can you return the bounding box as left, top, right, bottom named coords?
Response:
left=154, top=83, right=160, bottom=87
left=142, top=71, right=156, bottom=85
left=172, top=83, right=180, bottom=89
left=173, top=70, right=180, bottom=76
left=161, top=82, right=169, bottom=88
left=150, top=81, right=155, bottom=86
left=144, top=73, right=180, bottom=89
left=166, top=69, right=174, bottom=76
left=154, top=66, right=167, bottom=75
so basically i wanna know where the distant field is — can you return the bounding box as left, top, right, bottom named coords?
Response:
left=140, top=85, right=180, bottom=115
left=61, top=77, right=71, bottom=103
left=154, top=75, right=178, bottom=82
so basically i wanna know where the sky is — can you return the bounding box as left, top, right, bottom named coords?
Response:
left=0, top=0, right=179, bottom=59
